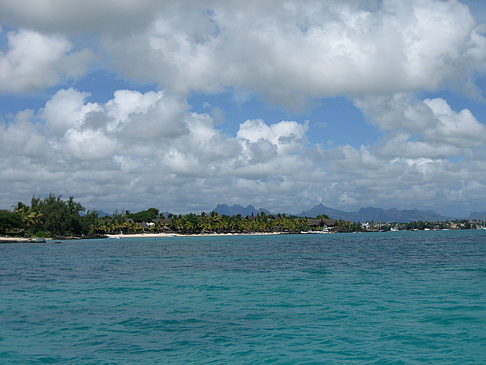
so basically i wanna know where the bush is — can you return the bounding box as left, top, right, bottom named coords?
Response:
left=0, top=210, right=23, bottom=235
left=34, top=230, right=50, bottom=238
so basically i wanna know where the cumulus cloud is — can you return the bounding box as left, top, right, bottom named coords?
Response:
left=42, top=88, right=101, bottom=135
left=99, top=0, right=486, bottom=105
left=64, top=128, right=117, bottom=160
left=237, top=119, right=308, bottom=155
left=423, top=98, right=486, bottom=148
left=0, top=0, right=163, bottom=34
left=354, top=93, right=486, bottom=159
left=38, top=88, right=192, bottom=161
left=1, top=86, right=485, bottom=216
left=0, top=88, right=314, bottom=209
left=0, top=110, right=46, bottom=158
left=0, top=29, right=92, bottom=93
left=7, top=1, right=482, bottom=102
left=105, top=90, right=188, bottom=139
left=354, top=93, right=435, bottom=133
left=0, top=90, right=292, bottom=211
left=1, top=1, right=486, bottom=216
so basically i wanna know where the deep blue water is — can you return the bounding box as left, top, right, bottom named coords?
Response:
left=1, top=230, right=485, bottom=364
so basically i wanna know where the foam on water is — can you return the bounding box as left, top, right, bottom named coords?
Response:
left=1, top=230, right=485, bottom=363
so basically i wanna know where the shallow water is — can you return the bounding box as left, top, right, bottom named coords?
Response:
left=1, top=230, right=485, bottom=363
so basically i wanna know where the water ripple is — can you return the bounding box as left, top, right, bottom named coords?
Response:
left=1, top=230, right=485, bottom=363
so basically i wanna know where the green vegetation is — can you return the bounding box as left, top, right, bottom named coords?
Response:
left=127, top=208, right=160, bottom=222
left=2, top=194, right=99, bottom=238
left=0, top=209, right=23, bottom=235
left=94, top=210, right=317, bottom=235
left=1, top=193, right=483, bottom=239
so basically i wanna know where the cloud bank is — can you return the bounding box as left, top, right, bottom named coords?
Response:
left=0, top=0, right=485, bottom=216
left=1, top=87, right=485, bottom=215
left=2, top=1, right=485, bottom=99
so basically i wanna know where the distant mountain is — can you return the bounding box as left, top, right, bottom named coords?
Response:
left=80, top=209, right=111, bottom=217
left=298, top=204, right=350, bottom=220
left=95, top=210, right=112, bottom=217
left=466, top=211, right=486, bottom=220
left=355, top=207, right=450, bottom=222
left=213, top=204, right=270, bottom=217
left=299, top=204, right=450, bottom=223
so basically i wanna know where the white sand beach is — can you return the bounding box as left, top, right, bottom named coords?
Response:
left=0, top=237, right=48, bottom=243
left=106, top=232, right=285, bottom=239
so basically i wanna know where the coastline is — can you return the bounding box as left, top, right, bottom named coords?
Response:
left=0, top=237, right=48, bottom=243
left=106, top=232, right=288, bottom=239
left=1, top=231, right=327, bottom=243
left=2, top=229, right=482, bottom=243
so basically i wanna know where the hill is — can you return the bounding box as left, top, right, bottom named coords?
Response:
left=466, top=211, right=486, bottom=220
left=213, top=204, right=270, bottom=217
left=298, top=204, right=450, bottom=223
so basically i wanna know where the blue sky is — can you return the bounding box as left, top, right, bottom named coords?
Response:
left=1, top=0, right=486, bottom=217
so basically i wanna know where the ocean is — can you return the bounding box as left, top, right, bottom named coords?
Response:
left=1, top=230, right=485, bottom=364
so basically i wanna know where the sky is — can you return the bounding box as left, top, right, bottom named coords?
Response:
left=1, top=0, right=486, bottom=217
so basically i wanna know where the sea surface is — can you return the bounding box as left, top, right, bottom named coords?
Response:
left=1, top=230, right=485, bottom=364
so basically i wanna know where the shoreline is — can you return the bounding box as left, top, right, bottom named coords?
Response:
left=2, top=231, right=330, bottom=243
left=0, top=237, right=49, bottom=243
left=106, top=232, right=290, bottom=239
left=0, top=232, right=288, bottom=243
left=5, top=228, right=477, bottom=243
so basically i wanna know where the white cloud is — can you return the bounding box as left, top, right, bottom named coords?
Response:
left=0, top=29, right=92, bottom=93
left=98, top=0, right=486, bottom=105
left=237, top=119, right=308, bottom=155
left=377, top=134, right=461, bottom=159
left=64, top=128, right=117, bottom=160
left=1, top=1, right=485, bottom=102
left=0, top=87, right=317, bottom=212
left=354, top=94, right=486, bottom=159
left=1, top=86, right=484, bottom=215
left=354, top=93, right=435, bottom=133
left=1, top=1, right=486, bottom=216
left=105, top=90, right=188, bottom=139
left=0, top=0, right=162, bottom=34
left=423, top=98, right=486, bottom=148
left=7, top=87, right=312, bottom=179
left=105, top=90, right=165, bottom=129
left=42, top=88, right=101, bottom=135
left=0, top=110, right=46, bottom=157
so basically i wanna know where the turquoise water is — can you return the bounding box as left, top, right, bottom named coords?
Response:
left=1, top=230, right=485, bottom=364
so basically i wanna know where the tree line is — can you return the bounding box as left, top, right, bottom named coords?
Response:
left=3, top=194, right=480, bottom=238
left=95, top=210, right=325, bottom=235
left=0, top=195, right=334, bottom=237
left=0, top=194, right=98, bottom=238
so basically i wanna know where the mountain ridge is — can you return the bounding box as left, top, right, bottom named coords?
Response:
left=466, top=211, right=486, bottom=220
left=213, top=203, right=270, bottom=217
left=212, top=203, right=454, bottom=222
left=298, top=204, right=451, bottom=222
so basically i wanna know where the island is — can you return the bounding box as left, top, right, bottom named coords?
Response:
left=1, top=194, right=484, bottom=242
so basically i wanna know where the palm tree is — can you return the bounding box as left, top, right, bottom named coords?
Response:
left=13, top=202, right=43, bottom=235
